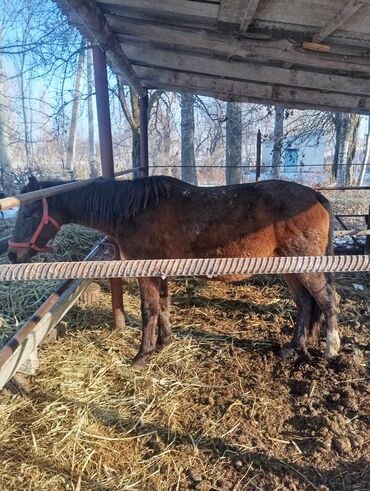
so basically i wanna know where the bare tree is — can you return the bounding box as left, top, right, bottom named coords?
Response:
left=65, top=40, right=85, bottom=174
left=0, top=18, right=12, bottom=190
left=86, top=44, right=98, bottom=177
left=358, top=115, right=370, bottom=186
left=225, top=101, right=242, bottom=185
left=180, top=92, right=197, bottom=185
left=115, top=78, right=163, bottom=171
left=272, top=107, right=284, bottom=179
left=335, top=113, right=360, bottom=186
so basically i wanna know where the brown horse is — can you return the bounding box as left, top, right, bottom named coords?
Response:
left=8, top=175, right=340, bottom=367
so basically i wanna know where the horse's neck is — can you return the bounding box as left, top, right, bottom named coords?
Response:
left=54, top=185, right=119, bottom=236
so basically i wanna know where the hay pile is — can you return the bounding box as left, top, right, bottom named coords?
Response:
left=0, top=274, right=369, bottom=490
left=0, top=224, right=103, bottom=347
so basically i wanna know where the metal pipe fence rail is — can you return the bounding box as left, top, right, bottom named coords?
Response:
left=0, top=167, right=139, bottom=212
left=0, top=255, right=369, bottom=283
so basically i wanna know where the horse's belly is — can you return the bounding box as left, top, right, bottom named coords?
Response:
left=204, top=274, right=252, bottom=282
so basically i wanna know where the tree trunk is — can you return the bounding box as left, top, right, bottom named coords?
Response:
left=0, top=30, right=11, bottom=191
left=358, top=116, right=370, bottom=186
left=19, top=49, right=32, bottom=167
left=225, top=101, right=242, bottom=185
left=332, top=113, right=341, bottom=179
left=272, top=107, right=284, bottom=179
left=336, top=113, right=360, bottom=186
left=65, top=41, right=85, bottom=174
left=87, top=44, right=98, bottom=177
left=181, top=92, right=197, bottom=185
left=130, top=88, right=141, bottom=172
left=346, top=114, right=360, bottom=186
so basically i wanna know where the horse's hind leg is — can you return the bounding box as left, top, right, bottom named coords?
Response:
left=297, top=272, right=340, bottom=358
left=308, top=302, right=324, bottom=346
left=283, top=274, right=313, bottom=357
left=156, top=279, right=172, bottom=352
left=132, top=277, right=161, bottom=368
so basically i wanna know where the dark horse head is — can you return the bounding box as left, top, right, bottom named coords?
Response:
left=8, top=176, right=64, bottom=264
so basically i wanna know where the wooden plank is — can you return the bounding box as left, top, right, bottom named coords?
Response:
left=98, top=0, right=218, bottom=21
left=253, top=0, right=370, bottom=37
left=123, top=44, right=370, bottom=96
left=111, top=16, right=370, bottom=74
left=0, top=279, right=92, bottom=389
left=132, top=66, right=370, bottom=114
left=312, top=0, right=365, bottom=43
left=302, top=42, right=331, bottom=53
left=220, top=0, right=344, bottom=26
left=240, top=0, right=260, bottom=32
left=55, top=0, right=146, bottom=97
left=218, top=0, right=243, bottom=23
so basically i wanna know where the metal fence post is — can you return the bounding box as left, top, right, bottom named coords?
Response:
left=139, top=91, right=149, bottom=177
left=93, top=46, right=125, bottom=331
left=256, top=129, right=261, bottom=182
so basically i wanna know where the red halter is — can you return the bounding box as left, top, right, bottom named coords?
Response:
left=8, top=198, right=61, bottom=253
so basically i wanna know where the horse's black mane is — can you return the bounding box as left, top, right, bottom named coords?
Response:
left=23, top=175, right=174, bottom=226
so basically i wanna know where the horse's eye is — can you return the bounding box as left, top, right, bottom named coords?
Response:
left=23, top=207, right=33, bottom=219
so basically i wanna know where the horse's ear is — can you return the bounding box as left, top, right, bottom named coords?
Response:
left=27, top=175, right=41, bottom=191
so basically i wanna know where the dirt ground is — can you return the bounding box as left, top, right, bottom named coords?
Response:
left=0, top=272, right=369, bottom=491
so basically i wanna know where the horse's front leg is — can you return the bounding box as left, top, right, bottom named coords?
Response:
left=156, top=278, right=173, bottom=352
left=282, top=274, right=312, bottom=358
left=132, top=277, right=161, bottom=368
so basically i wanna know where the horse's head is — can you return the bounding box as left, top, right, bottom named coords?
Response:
left=8, top=176, right=63, bottom=263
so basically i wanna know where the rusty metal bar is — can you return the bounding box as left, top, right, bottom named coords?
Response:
left=335, top=214, right=368, bottom=218
left=0, top=235, right=11, bottom=255
left=93, top=46, right=115, bottom=175
left=334, top=229, right=370, bottom=237
left=115, top=167, right=140, bottom=178
left=334, top=215, right=361, bottom=248
left=256, top=129, right=261, bottom=182
left=93, top=45, right=125, bottom=331
left=366, top=205, right=370, bottom=254
left=0, top=255, right=368, bottom=282
left=315, top=186, right=370, bottom=191
left=139, top=90, right=149, bottom=178
left=0, top=178, right=98, bottom=212
left=0, top=168, right=137, bottom=213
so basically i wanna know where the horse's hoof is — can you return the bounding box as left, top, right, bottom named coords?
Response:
left=131, top=358, right=147, bottom=370
left=280, top=347, right=299, bottom=360
left=325, top=330, right=341, bottom=359
left=131, top=353, right=153, bottom=369
left=155, top=337, right=172, bottom=353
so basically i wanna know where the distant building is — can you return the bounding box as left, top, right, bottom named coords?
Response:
left=261, top=131, right=328, bottom=181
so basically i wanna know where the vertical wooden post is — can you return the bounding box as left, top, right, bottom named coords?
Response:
left=366, top=204, right=370, bottom=254
left=139, top=91, right=149, bottom=177
left=256, top=129, right=261, bottom=182
left=92, top=46, right=125, bottom=330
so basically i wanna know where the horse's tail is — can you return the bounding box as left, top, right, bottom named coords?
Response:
left=316, top=191, right=335, bottom=285
left=307, top=193, right=335, bottom=339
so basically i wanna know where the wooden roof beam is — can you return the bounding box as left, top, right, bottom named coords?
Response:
left=111, top=17, right=370, bottom=75
left=122, top=44, right=370, bottom=97
left=240, top=0, right=260, bottom=32
left=133, top=66, right=370, bottom=115
left=55, top=0, right=146, bottom=97
left=312, top=0, right=366, bottom=43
